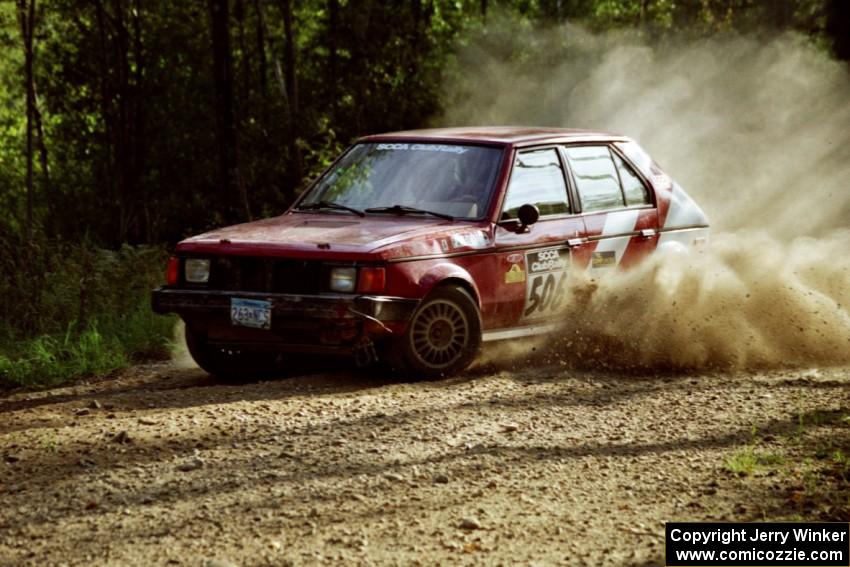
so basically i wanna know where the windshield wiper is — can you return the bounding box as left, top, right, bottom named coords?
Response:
left=297, top=200, right=365, bottom=217
left=365, top=205, right=454, bottom=221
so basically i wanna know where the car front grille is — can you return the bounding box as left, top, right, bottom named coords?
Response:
left=204, top=256, right=327, bottom=294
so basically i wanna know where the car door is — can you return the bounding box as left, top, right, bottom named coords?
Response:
left=491, top=147, right=587, bottom=332
left=561, top=144, right=659, bottom=271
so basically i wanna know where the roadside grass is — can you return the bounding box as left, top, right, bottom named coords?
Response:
left=724, top=445, right=784, bottom=476
left=724, top=425, right=785, bottom=477
left=0, top=308, right=175, bottom=388
left=725, top=409, right=850, bottom=520
left=0, top=241, right=175, bottom=389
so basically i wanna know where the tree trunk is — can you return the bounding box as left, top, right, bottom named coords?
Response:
left=639, top=0, right=648, bottom=28
left=256, top=1, right=290, bottom=119
left=92, top=0, right=137, bottom=245
left=93, top=0, right=116, bottom=240
left=131, top=0, right=148, bottom=242
left=209, top=0, right=232, bottom=214
left=113, top=0, right=131, bottom=242
left=253, top=0, right=269, bottom=102
left=17, top=0, right=35, bottom=237
left=255, top=0, right=292, bottom=203
left=209, top=0, right=251, bottom=221
left=280, top=0, right=302, bottom=199
left=27, top=0, right=49, bottom=224
left=33, top=86, right=49, bottom=214
left=235, top=0, right=250, bottom=102
left=327, top=0, right=338, bottom=108
left=234, top=0, right=253, bottom=220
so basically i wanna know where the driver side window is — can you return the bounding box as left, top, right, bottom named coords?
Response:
left=501, top=148, right=570, bottom=220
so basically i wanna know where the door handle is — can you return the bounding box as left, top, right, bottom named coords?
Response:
left=640, top=229, right=657, bottom=238
left=567, top=237, right=586, bottom=247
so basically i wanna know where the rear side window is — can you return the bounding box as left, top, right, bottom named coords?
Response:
left=501, top=148, right=570, bottom=219
left=564, top=146, right=623, bottom=212
left=613, top=153, right=651, bottom=206
left=615, top=141, right=655, bottom=179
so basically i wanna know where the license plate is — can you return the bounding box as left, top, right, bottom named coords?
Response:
left=230, top=298, right=272, bottom=330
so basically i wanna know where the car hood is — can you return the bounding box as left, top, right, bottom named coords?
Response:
left=176, top=212, right=493, bottom=260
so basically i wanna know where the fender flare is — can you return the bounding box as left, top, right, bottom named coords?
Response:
left=417, top=263, right=481, bottom=308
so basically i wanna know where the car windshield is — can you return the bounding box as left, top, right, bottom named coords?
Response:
left=299, top=142, right=504, bottom=219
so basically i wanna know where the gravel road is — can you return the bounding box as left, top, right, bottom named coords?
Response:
left=1, top=359, right=848, bottom=566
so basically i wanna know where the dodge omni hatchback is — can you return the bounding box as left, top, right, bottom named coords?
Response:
left=153, top=127, right=709, bottom=378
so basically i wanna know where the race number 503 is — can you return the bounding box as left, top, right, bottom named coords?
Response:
left=523, top=247, right=570, bottom=318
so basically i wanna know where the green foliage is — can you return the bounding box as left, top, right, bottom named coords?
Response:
left=0, top=239, right=175, bottom=388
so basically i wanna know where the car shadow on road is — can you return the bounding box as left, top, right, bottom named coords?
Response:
left=0, top=357, right=414, bottom=420
left=4, top=357, right=849, bottom=432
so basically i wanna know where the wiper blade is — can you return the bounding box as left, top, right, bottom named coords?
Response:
left=297, top=200, right=365, bottom=217
left=365, top=205, right=454, bottom=221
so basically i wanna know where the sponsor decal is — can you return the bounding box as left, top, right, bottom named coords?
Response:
left=592, top=250, right=616, bottom=268
left=450, top=231, right=490, bottom=250
left=504, top=263, right=526, bottom=284
left=376, top=143, right=468, bottom=154
left=506, top=253, right=523, bottom=264
left=439, top=239, right=450, bottom=253
left=523, top=247, right=570, bottom=319
left=528, top=247, right=568, bottom=274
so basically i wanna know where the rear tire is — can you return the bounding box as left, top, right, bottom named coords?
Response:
left=388, top=285, right=481, bottom=379
left=184, top=325, right=277, bottom=380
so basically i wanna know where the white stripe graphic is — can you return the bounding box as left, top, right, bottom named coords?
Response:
left=592, top=209, right=640, bottom=267
left=663, top=182, right=710, bottom=229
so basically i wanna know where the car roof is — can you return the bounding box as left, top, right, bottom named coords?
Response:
left=360, top=126, right=630, bottom=147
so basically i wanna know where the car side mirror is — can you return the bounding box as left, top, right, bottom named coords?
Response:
left=517, top=204, right=540, bottom=233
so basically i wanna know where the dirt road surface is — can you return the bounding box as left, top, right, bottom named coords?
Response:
left=1, top=360, right=848, bottom=566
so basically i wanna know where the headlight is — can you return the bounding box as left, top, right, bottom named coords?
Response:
left=329, top=267, right=356, bottom=292
left=184, top=258, right=210, bottom=283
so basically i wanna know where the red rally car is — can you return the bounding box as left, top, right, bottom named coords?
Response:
left=152, top=127, right=709, bottom=378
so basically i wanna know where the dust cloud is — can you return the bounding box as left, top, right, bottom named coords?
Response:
left=441, top=22, right=850, bottom=370
left=170, top=320, right=197, bottom=369
left=555, top=232, right=850, bottom=371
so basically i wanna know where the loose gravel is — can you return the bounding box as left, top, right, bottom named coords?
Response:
left=0, top=361, right=848, bottom=566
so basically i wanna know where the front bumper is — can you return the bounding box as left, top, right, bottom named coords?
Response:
left=152, top=287, right=418, bottom=322
left=151, top=287, right=419, bottom=354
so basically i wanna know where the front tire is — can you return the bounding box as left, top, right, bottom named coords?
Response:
left=184, top=325, right=276, bottom=380
left=389, top=285, right=482, bottom=379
